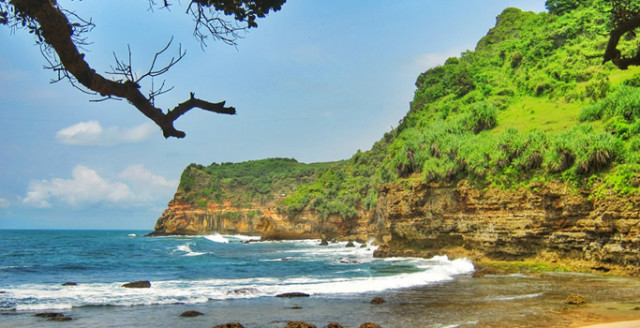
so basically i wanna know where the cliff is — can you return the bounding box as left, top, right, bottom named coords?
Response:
left=149, top=189, right=380, bottom=241
left=374, top=179, right=640, bottom=275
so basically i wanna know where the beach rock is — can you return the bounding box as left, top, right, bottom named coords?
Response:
left=276, top=292, right=310, bottom=298
left=320, top=239, right=329, bottom=246
left=35, top=312, right=72, bottom=321
left=345, top=241, right=355, bottom=248
left=35, top=312, right=65, bottom=318
left=213, top=323, right=245, bottom=328
left=62, top=282, right=77, bottom=286
left=284, top=321, right=316, bottom=328
left=359, top=323, right=381, bottom=328
left=180, top=310, right=204, bottom=317
left=326, top=323, right=344, bottom=328
left=122, top=280, right=151, bottom=288
left=371, top=297, right=385, bottom=304
left=564, top=294, right=587, bottom=305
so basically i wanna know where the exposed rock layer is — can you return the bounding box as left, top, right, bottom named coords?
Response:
left=151, top=180, right=640, bottom=274
left=374, top=180, right=640, bottom=275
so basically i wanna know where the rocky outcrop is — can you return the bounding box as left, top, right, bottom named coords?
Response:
left=148, top=191, right=376, bottom=241
left=375, top=179, right=640, bottom=274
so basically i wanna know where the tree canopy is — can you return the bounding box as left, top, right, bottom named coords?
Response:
left=0, top=0, right=285, bottom=138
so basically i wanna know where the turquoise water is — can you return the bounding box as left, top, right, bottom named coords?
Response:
left=0, top=230, right=473, bottom=311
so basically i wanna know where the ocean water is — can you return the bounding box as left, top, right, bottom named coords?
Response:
left=2, top=230, right=640, bottom=328
left=0, top=230, right=474, bottom=326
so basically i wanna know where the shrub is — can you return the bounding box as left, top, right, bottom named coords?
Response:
left=465, top=103, right=498, bottom=133
left=574, top=133, right=624, bottom=176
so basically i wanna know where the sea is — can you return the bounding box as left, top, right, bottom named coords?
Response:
left=1, top=230, right=640, bottom=328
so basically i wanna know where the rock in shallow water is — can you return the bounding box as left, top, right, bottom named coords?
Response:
left=370, top=297, right=385, bottom=304
left=359, top=323, right=381, bottom=328
left=325, top=323, right=343, bottom=328
left=180, top=310, right=204, bottom=317
left=284, top=321, right=316, bottom=328
left=122, top=280, right=151, bottom=288
left=213, top=323, right=245, bottom=328
left=34, top=312, right=72, bottom=321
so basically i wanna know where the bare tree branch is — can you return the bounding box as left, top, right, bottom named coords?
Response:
left=4, top=0, right=285, bottom=138
left=11, top=0, right=235, bottom=138
left=603, top=0, right=640, bottom=69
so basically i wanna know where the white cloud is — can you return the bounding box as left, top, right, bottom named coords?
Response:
left=22, top=164, right=177, bottom=209
left=412, top=47, right=470, bottom=70
left=0, top=198, right=9, bottom=208
left=56, top=120, right=156, bottom=146
left=118, top=164, right=179, bottom=200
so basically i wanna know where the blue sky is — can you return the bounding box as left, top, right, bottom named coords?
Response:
left=0, top=1, right=546, bottom=230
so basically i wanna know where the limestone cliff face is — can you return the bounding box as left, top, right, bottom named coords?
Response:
left=148, top=191, right=375, bottom=240
left=374, top=180, right=640, bottom=274
left=151, top=179, right=640, bottom=273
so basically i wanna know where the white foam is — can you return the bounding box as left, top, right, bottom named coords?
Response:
left=15, top=303, right=73, bottom=311
left=204, top=233, right=229, bottom=244
left=127, top=233, right=137, bottom=237
left=5, top=256, right=474, bottom=311
left=224, top=234, right=261, bottom=242
left=176, top=243, right=205, bottom=256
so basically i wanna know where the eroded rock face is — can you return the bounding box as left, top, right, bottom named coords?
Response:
left=377, top=180, right=640, bottom=273
left=148, top=191, right=375, bottom=241
left=151, top=178, right=640, bottom=274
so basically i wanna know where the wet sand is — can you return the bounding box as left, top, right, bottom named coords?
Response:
left=2, top=272, right=640, bottom=327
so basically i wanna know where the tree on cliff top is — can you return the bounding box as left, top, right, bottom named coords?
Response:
left=545, top=0, right=640, bottom=69
left=0, top=0, right=285, bottom=138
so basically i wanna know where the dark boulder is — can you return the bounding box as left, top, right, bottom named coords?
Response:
left=326, top=323, right=344, bottom=328
left=35, top=312, right=72, bottom=321
left=319, top=239, right=329, bottom=246
left=370, top=297, right=385, bottom=304
left=345, top=241, right=355, bottom=248
left=213, top=323, right=245, bottom=328
left=276, top=292, right=310, bottom=298
left=284, top=321, right=316, bottom=328
left=35, top=312, right=64, bottom=318
left=180, top=310, right=204, bottom=317
left=359, top=323, right=381, bottom=328
left=122, top=280, right=151, bottom=288
left=62, top=282, right=77, bottom=286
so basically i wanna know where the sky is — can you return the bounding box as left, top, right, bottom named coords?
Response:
left=0, top=0, right=547, bottom=230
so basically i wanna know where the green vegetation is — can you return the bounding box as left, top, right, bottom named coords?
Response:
left=176, top=0, right=640, bottom=221
left=178, top=158, right=335, bottom=206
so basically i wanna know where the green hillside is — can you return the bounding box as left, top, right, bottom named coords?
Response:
left=178, top=1, right=640, bottom=219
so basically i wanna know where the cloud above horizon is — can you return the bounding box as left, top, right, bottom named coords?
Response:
left=412, top=47, right=470, bottom=71
left=55, top=121, right=156, bottom=146
left=0, top=198, right=9, bottom=208
left=22, top=165, right=178, bottom=209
